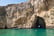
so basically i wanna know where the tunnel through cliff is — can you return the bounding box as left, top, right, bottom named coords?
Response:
left=32, top=16, right=46, bottom=29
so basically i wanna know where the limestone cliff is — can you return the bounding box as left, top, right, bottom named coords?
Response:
left=0, top=0, right=54, bottom=29
left=33, top=0, right=54, bottom=28
left=0, top=7, right=6, bottom=28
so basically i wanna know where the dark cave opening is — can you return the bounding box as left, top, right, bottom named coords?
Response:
left=5, top=25, right=7, bottom=29
left=32, top=16, right=46, bottom=29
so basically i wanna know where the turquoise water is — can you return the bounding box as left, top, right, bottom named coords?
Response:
left=0, top=29, right=54, bottom=36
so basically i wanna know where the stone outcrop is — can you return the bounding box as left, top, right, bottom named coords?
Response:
left=0, top=0, right=54, bottom=29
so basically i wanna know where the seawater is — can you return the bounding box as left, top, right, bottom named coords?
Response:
left=0, top=29, right=54, bottom=36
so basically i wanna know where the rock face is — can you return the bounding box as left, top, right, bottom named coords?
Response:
left=5, top=2, right=34, bottom=28
left=0, top=7, right=6, bottom=28
left=33, top=0, right=54, bottom=28
left=0, top=0, right=54, bottom=29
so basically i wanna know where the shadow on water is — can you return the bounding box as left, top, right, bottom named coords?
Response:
left=32, top=16, right=46, bottom=29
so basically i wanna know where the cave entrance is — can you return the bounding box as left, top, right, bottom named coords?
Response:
left=32, top=16, right=46, bottom=29
left=36, top=16, right=46, bottom=28
left=5, top=25, right=7, bottom=29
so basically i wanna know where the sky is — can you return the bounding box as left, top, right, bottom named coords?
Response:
left=0, top=0, right=28, bottom=6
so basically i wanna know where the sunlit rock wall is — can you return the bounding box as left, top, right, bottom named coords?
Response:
left=5, top=2, right=35, bottom=28
left=33, top=0, right=54, bottom=28
left=0, top=0, right=54, bottom=28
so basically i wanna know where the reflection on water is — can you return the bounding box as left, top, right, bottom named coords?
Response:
left=0, top=29, right=54, bottom=36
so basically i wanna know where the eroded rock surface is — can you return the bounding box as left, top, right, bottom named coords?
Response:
left=0, top=0, right=54, bottom=28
